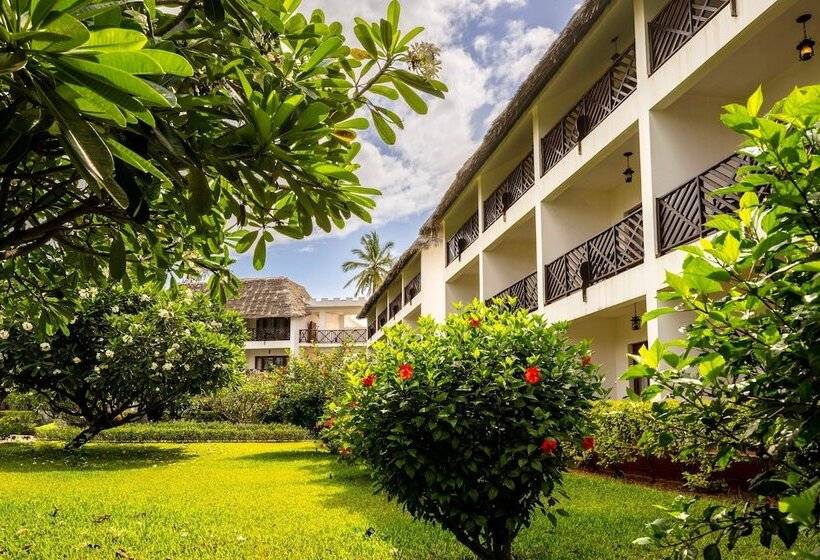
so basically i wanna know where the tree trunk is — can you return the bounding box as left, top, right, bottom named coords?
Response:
left=64, top=425, right=102, bottom=450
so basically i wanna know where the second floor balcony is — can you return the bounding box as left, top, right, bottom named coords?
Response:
left=404, top=273, right=421, bottom=303
left=298, top=329, right=368, bottom=344
left=249, top=327, right=290, bottom=341
left=487, top=272, right=539, bottom=312
left=545, top=207, right=644, bottom=304
left=483, top=152, right=535, bottom=230
left=446, top=212, right=480, bottom=265
left=648, top=0, right=731, bottom=74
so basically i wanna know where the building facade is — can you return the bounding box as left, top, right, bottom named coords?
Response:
left=359, top=0, right=818, bottom=396
left=219, top=277, right=366, bottom=370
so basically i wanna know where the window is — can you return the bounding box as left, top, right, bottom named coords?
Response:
left=628, top=341, right=649, bottom=396
left=255, top=355, right=288, bottom=370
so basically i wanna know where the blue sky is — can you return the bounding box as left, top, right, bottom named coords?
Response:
left=232, top=0, right=579, bottom=298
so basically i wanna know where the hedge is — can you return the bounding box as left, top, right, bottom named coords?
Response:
left=35, top=421, right=312, bottom=443
left=0, top=410, right=39, bottom=438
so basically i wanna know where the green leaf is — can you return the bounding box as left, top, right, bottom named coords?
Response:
left=392, top=77, right=427, bottom=114
left=379, top=19, right=393, bottom=52
left=335, top=117, right=369, bottom=130
left=253, top=236, right=267, bottom=270
left=187, top=167, right=211, bottom=216
left=144, top=0, right=155, bottom=19
left=0, top=51, right=27, bottom=74
left=106, top=138, right=170, bottom=185
left=698, top=354, right=726, bottom=384
left=396, top=26, right=423, bottom=50
left=354, top=23, right=378, bottom=57
left=746, top=85, right=763, bottom=117
left=779, top=483, right=820, bottom=526
left=92, top=51, right=164, bottom=74
left=109, top=233, right=126, bottom=280
left=271, top=94, right=304, bottom=131
left=703, top=543, right=722, bottom=560
left=386, top=0, right=400, bottom=30
left=302, top=37, right=342, bottom=73
left=31, top=13, right=89, bottom=52
left=235, top=230, right=257, bottom=253
left=56, top=56, right=172, bottom=107
left=72, top=27, right=147, bottom=52
left=641, top=306, right=676, bottom=324
left=141, top=49, right=193, bottom=76
left=371, top=110, right=395, bottom=145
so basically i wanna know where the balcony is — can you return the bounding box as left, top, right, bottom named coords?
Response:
left=487, top=272, right=538, bottom=312
left=377, top=309, right=387, bottom=329
left=299, top=329, right=368, bottom=344
left=446, top=212, right=480, bottom=265
left=403, top=273, right=421, bottom=303
left=389, top=293, right=402, bottom=318
left=483, top=151, right=535, bottom=230
left=367, top=323, right=376, bottom=339
left=540, top=45, right=637, bottom=177
left=656, top=154, right=747, bottom=255
left=544, top=207, right=644, bottom=304
left=648, top=0, right=731, bottom=74
left=250, top=327, right=290, bottom=341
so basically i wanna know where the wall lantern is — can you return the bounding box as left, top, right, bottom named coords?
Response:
left=797, top=14, right=815, bottom=62
left=630, top=303, right=641, bottom=331
left=622, top=152, right=634, bottom=183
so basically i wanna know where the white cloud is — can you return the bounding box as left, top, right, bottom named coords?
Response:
left=289, top=0, right=557, bottom=240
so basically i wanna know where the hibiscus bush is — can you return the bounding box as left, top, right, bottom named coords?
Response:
left=341, top=300, right=602, bottom=560
left=0, top=287, right=245, bottom=448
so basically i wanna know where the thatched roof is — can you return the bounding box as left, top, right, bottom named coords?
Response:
left=189, top=277, right=313, bottom=318
left=360, top=0, right=612, bottom=319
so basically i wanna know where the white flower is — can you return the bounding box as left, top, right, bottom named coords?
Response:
left=104, top=349, right=114, bottom=358
left=154, top=351, right=160, bottom=357
left=140, top=294, right=151, bottom=302
left=171, top=343, right=180, bottom=350
left=122, top=335, right=133, bottom=344
left=162, top=362, right=173, bottom=371
left=39, top=342, right=50, bottom=351
left=183, top=364, right=190, bottom=371
left=183, top=329, right=191, bottom=336
left=22, top=322, right=33, bottom=332
left=150, top=362, right=158, bottom=370
left=93, top=365, right=101, bottom=373
left=0, top=330, right=8, bottom=340
left=771, top=340, right=788, bottom=355
left=158, top=309, right=172, bottom=319
left=111, top=306, right=120, bottom=313
left=72, top=357, right=81, bottom=364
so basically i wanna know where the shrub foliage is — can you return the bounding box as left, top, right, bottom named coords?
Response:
left=339, top=301, right=602, bottom=560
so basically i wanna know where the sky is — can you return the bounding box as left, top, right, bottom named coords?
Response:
left=231, top=0, right=580, bottom=298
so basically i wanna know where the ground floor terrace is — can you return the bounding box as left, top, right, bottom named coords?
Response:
left=0, top=441, right=813, bottom=560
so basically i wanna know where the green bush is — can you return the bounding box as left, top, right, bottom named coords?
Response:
left=35, top=421, right=311, bottom=443
left=341, top=300, right=602, bottom=560
left=189, top=372, right=281, bottom=424
left=0, top=410, right=39, bottom=438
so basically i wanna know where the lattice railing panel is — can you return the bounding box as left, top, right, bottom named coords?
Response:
left=656, top=154, right=747, bottom=254
left=446, top=212, right=480, bottom=265
left=544, top=208, right=644, bottom=303
left=377, top=310, right=387, bottom=329
left=483, top=151, right=535, bottom=229
left=487, top=272, right=538, bottom=312
left=299, top=329, right=368, bottom=344
left=648, top=0, right=730, bottom=73
left=389, top=293, right=402, bottom=318
left=540, top=45, right=637, bottom=177
left=404, top=273, right=421, bottom=303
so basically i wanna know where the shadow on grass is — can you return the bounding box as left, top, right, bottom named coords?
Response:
left=236, top=450, right=328, bottom=463
left=0, top=442, right=194, bottom=472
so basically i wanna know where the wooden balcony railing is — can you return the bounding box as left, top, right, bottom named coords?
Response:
left=250, top=327, right=290, bottom=341
left=483, top=151, right=535, bottom=230
left=367, top=323, right=376, bottom=339
left=377, top=310, right=387, bottom=329
left=648, top=0, right=730, bottom=74
left=487, top=272, right=539, bottom=312
left=404, top=273, right=421, bottom=303
left=446, top=212, right=480, bottom=265
left=656, top=154, right=748, bottom=255
left=545, top=207, right=644, bottom=304
left=540, top=45, right=637, bottom=176
left=299, top=329, right=368, bottom=344
left=389, top=293, right=403, bottom=318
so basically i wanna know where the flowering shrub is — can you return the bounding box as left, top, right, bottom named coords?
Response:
left=188, top=371, right=281, bottom=424
left=338, top=300, right=602, bottom=560
left=0, top=287, right=245, bottom=449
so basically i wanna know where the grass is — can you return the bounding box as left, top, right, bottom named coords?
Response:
left=0, top=442, right=810, bottom=560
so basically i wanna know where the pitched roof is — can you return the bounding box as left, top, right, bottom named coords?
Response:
left=360, top=0, right=612, bottom=319
left=189, top=277, right=313, bottom=318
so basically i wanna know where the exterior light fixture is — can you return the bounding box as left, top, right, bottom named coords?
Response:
left=622, top=152, right=634, bottom=183
left=630, top=303, right=640, bottom=331
left=797, top=14, right=815, bottom=62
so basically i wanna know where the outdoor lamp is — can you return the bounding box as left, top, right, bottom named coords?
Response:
left=630, top=303, right=640, bottom=331
left=622, top=152, right=634, bottom=184
left=797, top=14, right=815, bottom=62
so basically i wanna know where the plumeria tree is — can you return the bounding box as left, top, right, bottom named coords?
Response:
left=331, top=300, right=602, bottom=560
left=0, top=0, right=446, bottom=333
left=626, top=85, right=820, bottom=559
left=0, top=287, right=245, bottom=448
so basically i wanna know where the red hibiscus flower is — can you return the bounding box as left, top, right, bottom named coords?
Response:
left=468, top=317, right=481, bottom=328
left=340, top=447, right=351, bottom=457
left=323, top=418, right=334, bottom=429
left=582, top=436, right=595, bottom=451
left=581, top=355, right=593, bottom=367
left=523, top=366, right=541, bottom=384
left=540, top=437, right=559, bottom=455
left=398, top=363, right=414, bottom=381
left=361, top=374, right=376, bottom=387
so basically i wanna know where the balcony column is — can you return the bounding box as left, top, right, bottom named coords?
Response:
left=632, top=0, right=651, bottom=84
left=532, top=107, right=546, bottom=310
left=289, top=317, right=300, bottom=356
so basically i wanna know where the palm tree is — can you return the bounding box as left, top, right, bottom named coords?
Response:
left=342, top=231, right=395, bottom=296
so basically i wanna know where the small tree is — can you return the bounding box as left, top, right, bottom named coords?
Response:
left=627, top=85, right=820, bottom=558
left=342, top=300, right=602, bottom=560
left=0, top=287, right=245, bottom=448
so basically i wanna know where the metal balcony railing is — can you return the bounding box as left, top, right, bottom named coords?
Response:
left=446, top=212, right=480, bottom=265
left=648, top=0, right=730, bottom=74
left=544, top=207, right=644, bottom=304
left=540, top=45, right=637, bottom=177
left=483, top=151, right=535, bottom=230
left=250, top=327, right=290, bottom=341
left=403, top=273, right=421, bottom=303
left=656, top=154, right=748, bottom=255
left=299, top=329, right=368, bottom=344
left=367, top=323, right=376, bottom=339
left=377, top=310, right=387, bottom=329
left=389, top=293, right=403, bottom=318
left=487, top=272, right=538, bottom=312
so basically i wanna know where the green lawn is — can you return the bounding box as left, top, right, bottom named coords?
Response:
left=0, top=442, right=807, bottom=559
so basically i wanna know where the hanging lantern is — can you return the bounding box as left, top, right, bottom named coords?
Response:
left=797, top=14, right=815, bottom=62
left=630, top=303, right=640, bottom=331
left=622, top=152, right=634, bottom=184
